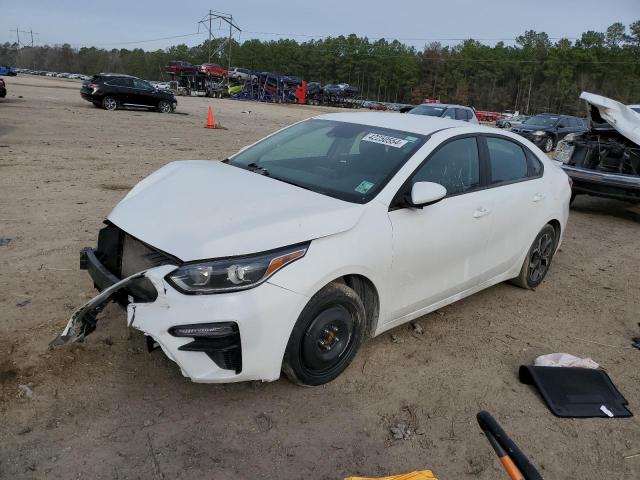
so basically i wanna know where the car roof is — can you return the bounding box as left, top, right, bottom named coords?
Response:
left=314, top=112, right=482, bottom=136
left=420, top=103, right=471, bottom=109
left=96, top=73, right=135, bottom=78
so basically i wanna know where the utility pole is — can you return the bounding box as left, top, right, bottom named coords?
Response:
left=525, top=75, right=533, bottom=114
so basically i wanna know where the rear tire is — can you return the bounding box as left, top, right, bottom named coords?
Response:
left=510, top=224, right=557, bottom=289
left=282, top=283, right=365, bottom=386
left=102, top=96, right=118, bottom=111
left=505, top=122, right=512, bottom=129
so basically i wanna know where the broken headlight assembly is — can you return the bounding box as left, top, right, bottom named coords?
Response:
left=531, top=130, right=547, bottom=136
left=166, top=243, right=309, bottom=294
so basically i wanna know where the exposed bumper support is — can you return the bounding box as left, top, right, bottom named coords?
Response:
left=49, top=269, right=156, bottom=348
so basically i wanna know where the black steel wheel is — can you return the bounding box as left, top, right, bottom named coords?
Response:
left=511, top=224, right=557, bottom=289
left=283, top=282, right=365, bottom=386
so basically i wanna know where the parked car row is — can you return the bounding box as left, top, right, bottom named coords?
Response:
left=17, top=68, right=91, bottom=80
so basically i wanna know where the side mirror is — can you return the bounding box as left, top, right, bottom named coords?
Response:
left=410, top=182, right=447, bottom=208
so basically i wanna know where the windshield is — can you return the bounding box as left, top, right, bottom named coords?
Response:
left=524, top=115, right=559, bottom=127
left=408, top=105, right=447, bottom=117
left=229, top=119, right=426, bottom=203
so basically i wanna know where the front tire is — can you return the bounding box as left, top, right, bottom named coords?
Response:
left=511, top=224, right=557, bottom=289
left=102, top=96, right=118, bottom=111
left=542, top=136, right=555, bottom=153
left=504, top=122, right=512, bottom=129
left=282, top=283, right=365, bottom=386
left=157, top=100, right=172, bottom=113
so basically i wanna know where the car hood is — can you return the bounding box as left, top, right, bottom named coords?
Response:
left=580, top=91, right=640, bottom=146
left=107, top=161, right=364, bottom=261
left=512, top=124, right=549, bottom=132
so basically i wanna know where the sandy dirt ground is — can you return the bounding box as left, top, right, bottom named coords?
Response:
left=0, top=76, right=639, bottom=480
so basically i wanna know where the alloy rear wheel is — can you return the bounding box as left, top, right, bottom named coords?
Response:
left=511, top=224, right=557, bottom=289
left=102, top=96, right=118, bottom=111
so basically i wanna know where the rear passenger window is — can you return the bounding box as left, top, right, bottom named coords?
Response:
left=455, top=109, right=467, bottom=120
left=487, top=137, right=528, bottom=184
left=442, top=108, right=456, bottom=119
left=414, top=137, right=480, bottom=195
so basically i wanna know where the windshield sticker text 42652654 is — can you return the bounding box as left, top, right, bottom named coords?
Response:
left=361, top=133, right=408, bottom=148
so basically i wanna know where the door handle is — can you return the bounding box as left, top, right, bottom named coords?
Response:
left=473, top=207, right=490, bottom=219
left=533, top=193, right=545, bottom=203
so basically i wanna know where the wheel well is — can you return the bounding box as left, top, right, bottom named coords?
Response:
left=547, top=219, right=561, bottom=249
left=331, top=275, right=380, bottom=338
left=547, top=219, right=561, bottom=237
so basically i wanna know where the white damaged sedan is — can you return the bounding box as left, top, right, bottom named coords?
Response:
left=52, top=112, right=571, bottom=386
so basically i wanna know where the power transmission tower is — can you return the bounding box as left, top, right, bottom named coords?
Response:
left=10, top=28, right=38, bottom=47
left=197, top=10, right=241, bottom=74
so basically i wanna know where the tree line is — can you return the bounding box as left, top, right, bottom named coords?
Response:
left=1, top=21, right=639, bottom=115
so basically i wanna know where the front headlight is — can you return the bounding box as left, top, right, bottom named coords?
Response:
left=532, top=130, right=546, bottom=136
left=166, top=243, right=309, bottom=294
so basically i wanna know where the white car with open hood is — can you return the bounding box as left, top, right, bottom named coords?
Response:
left=52, top=112, right=571, bottom=386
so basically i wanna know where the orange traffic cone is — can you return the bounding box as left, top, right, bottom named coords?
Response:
left=204, top=106, right=216, bottom=129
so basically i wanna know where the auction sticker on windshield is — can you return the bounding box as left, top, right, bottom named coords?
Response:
left=362, top=133, right=408, bottom=148
left=355, top=180, right=375, bottom=194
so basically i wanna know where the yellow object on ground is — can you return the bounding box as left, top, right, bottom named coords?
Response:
left=345, top=471, right=437, bottom=480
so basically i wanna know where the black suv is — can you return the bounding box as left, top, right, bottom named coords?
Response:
left=80, top=73, right=177, bottom=112
left=511, top=113, right=587, bottom=153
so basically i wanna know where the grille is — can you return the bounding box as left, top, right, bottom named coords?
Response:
left=121, top=234, right=174, bottom=277
left=96, top=224, right=177, bottom=302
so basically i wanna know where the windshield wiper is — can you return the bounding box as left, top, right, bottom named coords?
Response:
left=268, top=175, right=316, bottom=192
left=246, top=162, right=270, bottom=175
left=244, top=163, right=315, bottom=193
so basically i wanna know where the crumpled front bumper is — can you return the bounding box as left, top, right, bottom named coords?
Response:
left=51, top=248, right=309, bottom=383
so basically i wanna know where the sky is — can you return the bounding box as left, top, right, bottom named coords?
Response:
left=1, top=0, right=639, bottom=51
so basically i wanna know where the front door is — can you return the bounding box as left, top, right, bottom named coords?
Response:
left=130, top=78, right=156, bottom=107
left=386, top=136, right=494, bottom=320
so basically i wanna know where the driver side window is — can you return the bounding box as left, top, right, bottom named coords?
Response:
left=133, top=79, right=151, bottom=90
left=413, top=137, right=480, bottom=196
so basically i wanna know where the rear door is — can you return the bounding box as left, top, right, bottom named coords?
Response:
left=386, top=135, right=495, bottom=319
left=103, top=77, right=133, bottom=104
left=479, top=135, right=547, bottom=278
